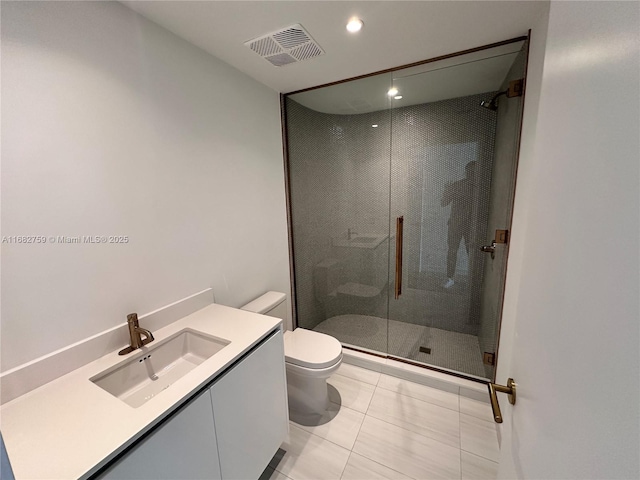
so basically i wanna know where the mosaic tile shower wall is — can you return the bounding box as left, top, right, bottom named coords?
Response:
left=286, top=93, right=498, bottom=375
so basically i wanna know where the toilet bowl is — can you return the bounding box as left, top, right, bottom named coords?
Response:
left=283, top=328, right=342, bottom=415
left=241, top=292, right=343, bottom=416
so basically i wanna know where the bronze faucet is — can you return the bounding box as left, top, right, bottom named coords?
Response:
left=118, top=313, right=155, bottom=355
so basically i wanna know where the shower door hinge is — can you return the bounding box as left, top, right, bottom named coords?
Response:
left=495, top=229, right=509, bottom=244
left=483, top=352, right=496, bottom=366
left=507, top=79, right=525, bottom=98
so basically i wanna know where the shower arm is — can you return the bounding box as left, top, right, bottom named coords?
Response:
left=484, top=79, right=526, bottom=109
left=488, top=90, right=508, bottom=106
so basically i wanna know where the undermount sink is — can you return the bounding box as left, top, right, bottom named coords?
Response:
left=91, top=328, right=230, bottom=408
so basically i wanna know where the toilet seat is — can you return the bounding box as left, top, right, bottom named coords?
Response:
left=284, top=328, right=342, bottom=369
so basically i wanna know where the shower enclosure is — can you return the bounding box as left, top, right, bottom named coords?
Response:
left=283, top=38, right=528, bottom=381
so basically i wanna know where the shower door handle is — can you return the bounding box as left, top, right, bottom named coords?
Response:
left=395, top=216, right=404, bottom=299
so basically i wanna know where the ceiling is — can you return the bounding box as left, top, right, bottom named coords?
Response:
left=289, top=41, right=524, bottom=114
left=121, top=1, right=547, bottom=94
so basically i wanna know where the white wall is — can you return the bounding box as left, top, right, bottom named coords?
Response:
left=497, top=1, right=639, bottom=478
left=494, top=3, right=550, bottom=395
left=1, top=1, right=291, bottom=372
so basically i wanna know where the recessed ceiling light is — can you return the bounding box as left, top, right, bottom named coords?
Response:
left=372, top=124, right=379, bottom=128
left=346, top=18, right=363, bottom=33
left=387, top=87, right=398, bottom=97
left=394, top=95, right=403, bottom=100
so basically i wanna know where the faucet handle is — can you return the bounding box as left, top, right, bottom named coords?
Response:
left=140, top=329, right=155, bottom=346
left=127, top=313, right=139, bottom=325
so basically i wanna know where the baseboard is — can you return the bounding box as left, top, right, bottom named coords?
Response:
left=0, top=288, right=214, bottom=405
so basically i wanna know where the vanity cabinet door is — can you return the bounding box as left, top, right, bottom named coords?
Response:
left=99, top=390, right=221, bottom=480
left=210, top=329, right=288, bottom=480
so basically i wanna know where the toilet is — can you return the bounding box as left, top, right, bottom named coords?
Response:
left=241, top=291, right=343, bottom=416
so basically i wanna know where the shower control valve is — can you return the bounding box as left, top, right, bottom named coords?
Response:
left=480, top=241, right=497, bottom=259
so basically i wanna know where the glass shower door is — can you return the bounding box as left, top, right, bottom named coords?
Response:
left=285, top=39, right=528, bottom=381
left=386, top=42, right=528, bottom=379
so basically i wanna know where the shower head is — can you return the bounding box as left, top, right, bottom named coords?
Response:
left=480, top=90, right=508, bottom=111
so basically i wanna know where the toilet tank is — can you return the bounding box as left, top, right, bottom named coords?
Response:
left=241, top=291, right=287, bottom=321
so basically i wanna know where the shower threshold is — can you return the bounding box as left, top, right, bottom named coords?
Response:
left=313, top=314, right=489, bottom=380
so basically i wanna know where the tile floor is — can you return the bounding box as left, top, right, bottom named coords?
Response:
left=262, top=363, right=499, bottom=480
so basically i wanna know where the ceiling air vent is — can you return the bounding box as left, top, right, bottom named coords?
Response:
left=245, top=24, right=324, bottom=67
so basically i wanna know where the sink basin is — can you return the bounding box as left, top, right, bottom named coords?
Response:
left=91, top=328, right=230, bottom=408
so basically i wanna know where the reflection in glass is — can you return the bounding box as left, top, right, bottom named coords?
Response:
left=442, top=160, right=477, bottom=288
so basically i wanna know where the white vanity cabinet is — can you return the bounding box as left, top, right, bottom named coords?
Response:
left=211, top=327, right=288, bottom=480
left=100, top=390, right=222, bottom=480
left=99, top=329, right=287, bottom=480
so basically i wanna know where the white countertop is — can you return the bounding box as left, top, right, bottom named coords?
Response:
left=0, top=304, right=282, bottom=479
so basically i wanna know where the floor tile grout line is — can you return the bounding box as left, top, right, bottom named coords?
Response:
left=365, top=408, right=461, bottom=451
left=289, top=405, right=366, bottom=452
left=338, top=450, right=354, bottom=480
left=327, top=398, right=369, bottom=419
left=328, top=372, right=378, bottom=412
left=332, top=363, right=380, bottom=385
left=350, top=408, right=368, bottom=453
left=282, top=422, right=355, bottom=473
left=373, top=381, right=464, bottom=418
left=375, top=381, right=461, bottom=413
left=271, top=468, right=292, bottom=480
left=334, top=366, right=381, bottom=387
left=459, top=446, right=500, bottom=463
left=460, top=449, right=500, bottom=464
left=369, top=383, right=465, bottom=450
left=363, top=389, right=375, bottom=414
left=362, top=408, right=462, bottom=452
left=347, top=449, right=421, bottom=480
left=366, top=384, right=382, bottom=416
